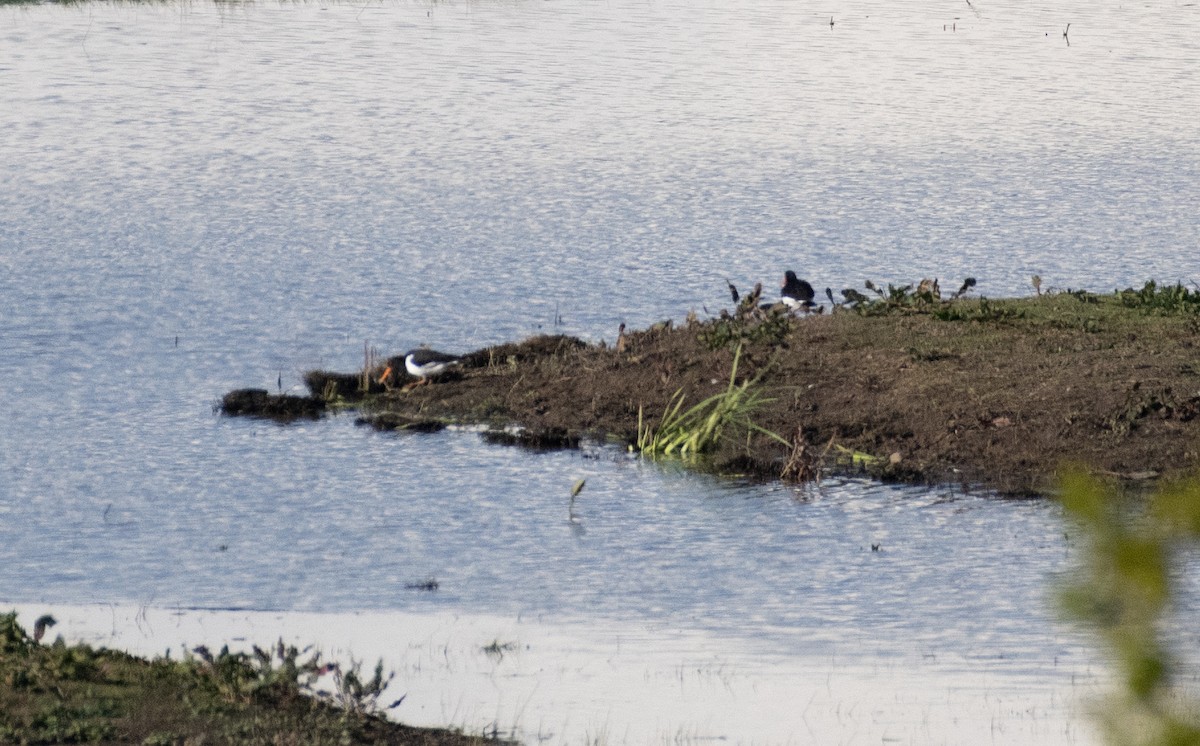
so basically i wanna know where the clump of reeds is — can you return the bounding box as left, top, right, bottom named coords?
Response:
left=636, top=345, right=787, bottom=460
left=359, top=341, right=380, bottom=393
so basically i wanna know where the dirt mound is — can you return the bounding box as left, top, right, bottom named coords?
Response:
left=459, top=334, right=590, bottom=368
left=220, top=388, right=325, bottom=421
left=369, top=292, right=1200, bottom=494
left=224, top=286, right=1200, bottom=496
left=304, top=370, right=388, bottom=400
left=479, top=426, right=582, bottom=450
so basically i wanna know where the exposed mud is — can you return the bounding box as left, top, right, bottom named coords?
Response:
left=220, top=388, right=325, bottom=421
left=227, top=290, right=1200, bottom=496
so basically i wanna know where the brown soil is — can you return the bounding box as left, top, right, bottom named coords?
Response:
left=221, top=388, right=326, bottom=420
left=282, top=292, right=1200, bottom=496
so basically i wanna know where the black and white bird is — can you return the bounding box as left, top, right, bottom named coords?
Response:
left=780, top=270, right=817, bottom=310
left=404, top=348, right=462, bottom=381
left=378, top=348, right=463, bottom=389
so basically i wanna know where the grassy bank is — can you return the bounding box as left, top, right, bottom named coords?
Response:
left=231, top=281, right=1200, bottom=496
left=0, top=613, right=501, bottom=745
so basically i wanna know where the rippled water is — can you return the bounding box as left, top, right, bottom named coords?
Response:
left=1, top=412, right=1073, bottom=653
left=3, top=0, right=1199, bottom=742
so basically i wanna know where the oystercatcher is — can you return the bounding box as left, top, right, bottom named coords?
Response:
left=404, top=348, right=461, bottom=381
left=781, top=270, right=817, bottom=310
left=378, top=348, right=462, bottom=389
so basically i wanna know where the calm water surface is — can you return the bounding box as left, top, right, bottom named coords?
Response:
left=3, top=0, right=1200, bottom=742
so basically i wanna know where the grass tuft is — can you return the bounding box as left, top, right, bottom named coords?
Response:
left=637, top=345, right=788, bottom=460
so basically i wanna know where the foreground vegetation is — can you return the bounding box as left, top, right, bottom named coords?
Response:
left=0, top=614, right=501, bottom=745
left=1061, top=471, right=1200, bottom=745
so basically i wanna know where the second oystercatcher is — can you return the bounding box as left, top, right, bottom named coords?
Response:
left=781, top=270, right=817, bottom=310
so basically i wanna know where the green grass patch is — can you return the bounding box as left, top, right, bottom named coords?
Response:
left=1117, top=280, right=1200, bottom=315
left=636, top=345, right=788, bottom=460
left=835, top=279, right=1200, bottom=324
left=0, top=613, right=503, bottom=745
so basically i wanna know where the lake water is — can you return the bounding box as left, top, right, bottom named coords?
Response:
left=3, top=0, right=1199, bottom=742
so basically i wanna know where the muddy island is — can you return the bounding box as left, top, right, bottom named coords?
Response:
left=224, top=281, right=1200, bottom=496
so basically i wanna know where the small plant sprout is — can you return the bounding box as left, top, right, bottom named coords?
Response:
left=569, top=478, right=586, bottom=522
left=481, top=639, right=517, bottom=660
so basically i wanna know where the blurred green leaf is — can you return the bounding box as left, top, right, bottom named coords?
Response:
left=1059, top=471, right=1200, bottom=743
left=1151, top=480, right=1200, bottom=537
